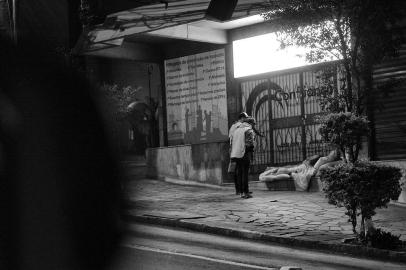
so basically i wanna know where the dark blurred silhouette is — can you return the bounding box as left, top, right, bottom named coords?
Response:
left=0, top=36, right=122, bottom=269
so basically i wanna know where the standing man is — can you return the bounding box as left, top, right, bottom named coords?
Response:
left=230, top=116, right=256, bottom=199
left=228, top=112, right=248, bottom=195
left=229, top=112, right=248, bottom=142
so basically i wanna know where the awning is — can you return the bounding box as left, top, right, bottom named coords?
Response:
left=75, top=0, right=269, bottom=54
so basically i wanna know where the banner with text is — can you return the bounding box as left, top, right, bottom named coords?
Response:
left=165, top=49, right=228, bottom=145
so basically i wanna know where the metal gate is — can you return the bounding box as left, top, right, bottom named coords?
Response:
left=240, top=65, right=340, bottom=174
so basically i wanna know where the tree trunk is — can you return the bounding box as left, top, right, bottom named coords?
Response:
left=340, top=147, right=347, bottom=163
left=334, top=15, right=353, bottom=112
left=360, top=215, right=365, bottom=239
left=350, top=207, right=357, bottom=235
left=347, top=147, right=355, bottom=163
left=365, top=218, right=375, bottom=237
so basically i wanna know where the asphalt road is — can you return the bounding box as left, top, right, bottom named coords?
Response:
left=110, top=247, right=277, bottom=270
left=108, top=223, right=406, bottom=270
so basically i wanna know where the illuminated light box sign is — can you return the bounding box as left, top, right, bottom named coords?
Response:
left=164, top=49, right=228, bottom=145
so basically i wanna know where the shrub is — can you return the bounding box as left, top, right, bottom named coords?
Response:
left=366, top=228, right=402, bottom=250
left=98, top=83, right=141, bottom=118
left=320, top=160, right=402, bottom=237
left=317, top=112, right=369, bottom=163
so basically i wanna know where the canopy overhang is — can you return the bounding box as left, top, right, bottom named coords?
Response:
left=75, top=0, right=269, bottom=56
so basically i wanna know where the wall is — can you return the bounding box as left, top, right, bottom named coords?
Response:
left=146, top=142, right=231, bottom=185
left=162, top=39, right=224, bottom=59
left=372, top=44, right=406, bottom=160
left=228, top=21, right=279, bottom=42
left=375, top=160, right=406, bottom=204
left=142, top=40, right=240, bottom=185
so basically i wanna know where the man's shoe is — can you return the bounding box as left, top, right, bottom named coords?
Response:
left=242, top=193, right=253, bottom=199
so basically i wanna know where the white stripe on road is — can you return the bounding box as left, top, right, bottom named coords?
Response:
left=122, top=243, right=278, bottom=270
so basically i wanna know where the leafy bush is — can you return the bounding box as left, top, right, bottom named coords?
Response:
left=366, top=228, right=402, bottom=250
left=317, top=112, right=369, bottom=163
left=320, top=161, right=402, bottom=237
left=98, top=83, right=141, bottom=118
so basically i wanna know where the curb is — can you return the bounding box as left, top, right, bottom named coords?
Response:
left=122, top=214, right=406, bottom=264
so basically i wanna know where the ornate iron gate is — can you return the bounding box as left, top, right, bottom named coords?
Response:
left=240, top=65, right=340, bottom=174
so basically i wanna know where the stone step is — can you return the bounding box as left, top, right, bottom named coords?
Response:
left=308, top=176, right=322, bottom=192
left=264, top=178, right=296, bottom=191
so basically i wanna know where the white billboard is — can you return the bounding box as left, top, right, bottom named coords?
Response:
left=165, top=49, right=228, bottom=145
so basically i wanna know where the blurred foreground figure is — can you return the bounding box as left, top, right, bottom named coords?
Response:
left=0, top=37, right=122, bottom=270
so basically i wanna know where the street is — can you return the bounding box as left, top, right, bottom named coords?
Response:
left=108, top=223, right=406, bottom=270
left=110, top=246, right=277, bottom=270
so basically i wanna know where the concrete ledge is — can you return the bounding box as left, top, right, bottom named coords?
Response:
left=390, top=201, right=406, bottom=208
left=263, top=179, right=295, bottom=191
left=162, top=176, right=230, bottom=190
left=122, top=214, right=406, bottom=264
left=146, top=142, right=230, bottom=185
left=260, top=176, right=322, bottom=192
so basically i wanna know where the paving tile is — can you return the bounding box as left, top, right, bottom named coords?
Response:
left=240, top=218, right=259, bottom=223
left=125, top=179, right=406, bottom=251
left=277, top=230, right=303, bottom=235
left=279, top=218, right=294, bottom=222
left=274, top=210, right=294, bottom=215
left=266, top=226, right=288, bottom=230
left=291, top=212, right=307, bottom=217
left=323, top=214, right=344, bottom=219
left=342, top=231, right=355, bottom=235
left=282, top=232, right=305, bottom=237
left=318, top=226, right=330, bottom=231
left=301, top=225, right=319, bottom=230
left=339, top=225, right=353, bottom=231
left=251, top=213, right=268, bottom=219
left=325, top=221, right=340, bottom=225
left=288, top=220, right=309, bottom=225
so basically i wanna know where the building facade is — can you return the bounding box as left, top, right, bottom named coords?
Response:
left=76, top=1, right=406, bottom=202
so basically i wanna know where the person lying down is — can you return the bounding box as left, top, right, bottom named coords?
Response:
left=258, top=150, right=342, bottom=191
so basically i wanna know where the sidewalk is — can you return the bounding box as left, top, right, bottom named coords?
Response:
left=122, top=178, right=406, bottom=262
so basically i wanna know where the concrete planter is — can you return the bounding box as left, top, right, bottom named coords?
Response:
left=146, top=142, right=230, bottom=185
